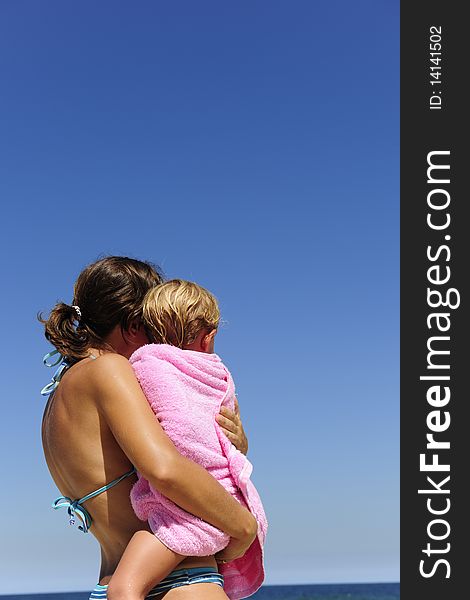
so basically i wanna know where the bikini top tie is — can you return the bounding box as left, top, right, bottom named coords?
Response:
left=40, top=350, right=70, bottom=396
left=52, top=468, right=137, bottom=533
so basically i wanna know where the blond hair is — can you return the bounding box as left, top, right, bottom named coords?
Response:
left=142, top=279, right=220, bottom=348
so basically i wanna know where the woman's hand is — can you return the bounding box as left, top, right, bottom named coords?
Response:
left=215, top=512, right=258, bottom=564
left=216, top=397, right=248, bottom=455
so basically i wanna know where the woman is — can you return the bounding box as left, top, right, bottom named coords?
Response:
left=40, top=256, right=257, bottom=599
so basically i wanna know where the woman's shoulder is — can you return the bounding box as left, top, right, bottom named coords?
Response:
left=91, top=352, right=131, bottom=368
left=85, top=353, right=136, bottom=390
left=83, top=353, right=155, bottom=415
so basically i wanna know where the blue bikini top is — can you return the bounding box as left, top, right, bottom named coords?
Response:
left=41, top=350, right=136, bottom=533
left=52, top=468, right=136, bottom=533
left=40, top=349, right=71, bottom=396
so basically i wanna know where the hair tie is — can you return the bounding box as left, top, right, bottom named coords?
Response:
left=72, top=305, right=82, bottom=320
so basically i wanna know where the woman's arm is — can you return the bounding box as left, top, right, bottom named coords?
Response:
left=92, top=354, right=257, bottom=548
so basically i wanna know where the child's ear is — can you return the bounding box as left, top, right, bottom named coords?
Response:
left=201, top=328, right=217, bottom=352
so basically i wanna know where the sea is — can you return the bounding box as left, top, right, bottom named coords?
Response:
left=0, top=583, right=400, bottom=600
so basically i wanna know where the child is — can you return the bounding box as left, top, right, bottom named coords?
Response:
left=108, top=280, right=267, bottom=600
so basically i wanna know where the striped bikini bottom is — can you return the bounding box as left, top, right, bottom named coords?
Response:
left=89, top=566, right=224, bottom=599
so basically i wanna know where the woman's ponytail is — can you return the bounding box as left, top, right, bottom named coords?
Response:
left=38, top=256, right=164, bottom=362
left=39, top=302, right=91, bottom=360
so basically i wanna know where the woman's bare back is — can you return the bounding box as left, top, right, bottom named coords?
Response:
left=42, top=353, right=217, bottom=584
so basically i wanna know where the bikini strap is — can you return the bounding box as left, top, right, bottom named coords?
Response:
left=52, top=467, right=136, bottom=533
left=40, top=351, right=97, bottom=396
left=77, top=467, right=137, bottom=504
left=40, top=351, right=69, bottom=396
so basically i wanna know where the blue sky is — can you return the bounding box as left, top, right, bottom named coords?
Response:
left=0, top=1, right=399, bottom=594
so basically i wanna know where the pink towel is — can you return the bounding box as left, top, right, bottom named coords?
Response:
left=129, top=344, right=267, bottom=600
